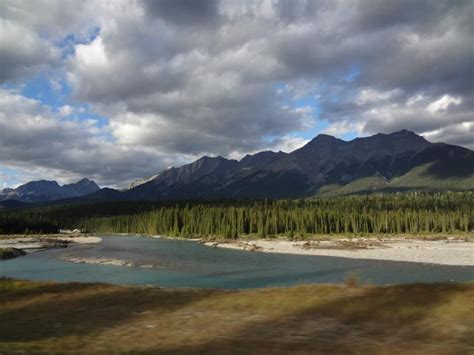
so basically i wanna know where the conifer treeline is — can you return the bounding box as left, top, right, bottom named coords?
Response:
left=1, top=192, right=473, bottom=237
left=81, top=192, right=474, bottom=237
left=0, top=213, right=59, bottom=234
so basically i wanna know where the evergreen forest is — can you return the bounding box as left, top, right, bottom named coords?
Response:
left=1, top=192, right=472, bottom=237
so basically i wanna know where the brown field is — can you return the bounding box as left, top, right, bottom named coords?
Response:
left=0, top=279, right=473, bottom=354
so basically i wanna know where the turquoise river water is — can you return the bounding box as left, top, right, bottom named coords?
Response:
left=1, top=236, right=473, bottom=289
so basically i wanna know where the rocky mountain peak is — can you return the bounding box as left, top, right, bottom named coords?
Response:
left=0, top=178, right=100, bottom=203
left=306, top=134, right=345, bottom=146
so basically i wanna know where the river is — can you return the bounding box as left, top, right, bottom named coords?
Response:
left=1, top=236, right=473, bottom=288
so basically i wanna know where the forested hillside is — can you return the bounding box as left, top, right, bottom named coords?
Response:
left=1, top=192, right=472, bottom=237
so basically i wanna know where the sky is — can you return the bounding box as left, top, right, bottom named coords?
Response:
left=1, top=0, right=473, bottom=189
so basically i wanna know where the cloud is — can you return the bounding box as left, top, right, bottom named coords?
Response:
left=65, top=0, right=472, bottom=149
left=322, top=121, right=365, bottom=138
left=142, top=0, right=220, bottom=26
left=0, top=0, right=472, bottom=187
left=426, top=95, right=462, bottom=114
left=65, top=2, right=315, bottom=157
left=0, top=0, right=98, bottom=83
left=0, top=19, right=59, bottom=82
left=58, top=105, right=74, bottom=117
left=423, top=122, right=474, bottom=150
left=0, top=89, right=193, bottom=187
left=269, top=135, right=309, bottom=153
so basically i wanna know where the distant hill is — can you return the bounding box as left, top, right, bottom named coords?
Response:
left=119, top=129, right=473, bottom=200
left=0, top=178, right=100, bottom=203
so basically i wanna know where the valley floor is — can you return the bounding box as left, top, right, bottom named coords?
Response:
left=0, top=279, right=473, bottom=354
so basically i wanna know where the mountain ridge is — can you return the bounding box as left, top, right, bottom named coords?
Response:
left=120, top=130, right=473, bottom=200
left=0, top=178, right=100, bottom=203
left=2, top=130, right=473, bottom=205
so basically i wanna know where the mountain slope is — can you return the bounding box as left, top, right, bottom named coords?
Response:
left=0, top=178, right=100, bottom=202
left=119, top=130, right=473, bottom=200
left=62, top=178, right=101, bottom=197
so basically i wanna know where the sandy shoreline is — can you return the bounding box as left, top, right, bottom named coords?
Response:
left=0, top=234, right=102, bottom=259
left=204, top=237, right=474, bottom=266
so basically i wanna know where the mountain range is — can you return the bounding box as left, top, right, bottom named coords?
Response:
left=0, top=178, right=100, bottom=203
left=117, top=129, right=473, bottom=200
left=1, top=130, right=473, bottom=205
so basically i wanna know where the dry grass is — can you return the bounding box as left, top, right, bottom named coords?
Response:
left=0, top=279, right=473, bottom=354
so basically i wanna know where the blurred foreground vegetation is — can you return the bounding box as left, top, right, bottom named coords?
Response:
left=0, top=192, right=472, bottom=237
left=0, top=279, right=473, bottom=354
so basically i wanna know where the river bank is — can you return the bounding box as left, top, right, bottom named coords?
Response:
left=203, top=236, right=474, bottom=266
left=3, top=233, right=473, bottom=267
left=0, top=234, right=101, bottom=260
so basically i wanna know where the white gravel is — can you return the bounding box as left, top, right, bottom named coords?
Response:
left=0, top=235, right=101, bottom=251
left=58, top=255, right=157, bottom=268
left=205, top=239, right=474, bottom=266
left=54, top=236, right=102, bottom=244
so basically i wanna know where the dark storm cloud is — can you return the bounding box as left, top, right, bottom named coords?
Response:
left=142, top=0, right=219, bottom=26
left=0, top=20, right=59, bottom=83
left=352, top=0, right=453, bottom=31
left=273, top=0, right=324, bottom=23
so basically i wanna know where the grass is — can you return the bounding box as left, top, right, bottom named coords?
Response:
left=0, top=279, right=473, bottom=354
